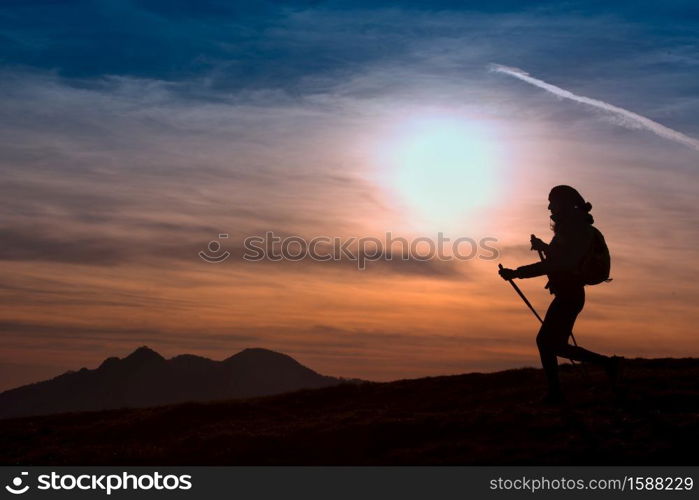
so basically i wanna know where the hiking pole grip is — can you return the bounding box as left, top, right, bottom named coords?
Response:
left=531, top=234, right=545, bottom=261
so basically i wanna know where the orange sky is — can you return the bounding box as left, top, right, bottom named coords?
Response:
left=2, top=108, right=698, bottom=390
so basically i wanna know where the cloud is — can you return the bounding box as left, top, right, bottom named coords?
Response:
left=490, top=63, right=699, bottom=152
left=0, top=320, right=257, bottom=346
left=0, top=226, right=468, bottom=285
left=1, top=3, right=698, bottom=379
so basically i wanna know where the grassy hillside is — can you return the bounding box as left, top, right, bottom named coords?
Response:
left=2, top=358, right=698, bottom=465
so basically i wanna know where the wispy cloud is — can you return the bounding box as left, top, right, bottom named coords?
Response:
left=490, top=63, right=699, bottom=152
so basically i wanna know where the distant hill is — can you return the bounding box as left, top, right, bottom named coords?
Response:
left=1, top=358, right=698, bottom=465
left=0, top=347, right=343, bottom=419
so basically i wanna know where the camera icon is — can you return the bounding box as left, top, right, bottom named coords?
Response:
left=5, top=472, right=29, bottom=495
left=199, top=234, right=231, bottom=263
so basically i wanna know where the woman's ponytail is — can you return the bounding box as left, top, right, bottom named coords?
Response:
left=582, top=201, right=594, bottom=224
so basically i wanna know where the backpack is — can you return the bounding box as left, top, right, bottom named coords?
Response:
left=580, top=226, right=611, bottom=285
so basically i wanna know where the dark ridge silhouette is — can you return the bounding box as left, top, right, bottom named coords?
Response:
left=0, top=346, right=344, bottom=419
left=1, top=358, right=698, bottom=465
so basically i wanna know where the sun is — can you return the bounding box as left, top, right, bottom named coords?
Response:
left=378, top=116, right=502, bottom=230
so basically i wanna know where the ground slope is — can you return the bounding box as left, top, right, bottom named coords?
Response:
left=1, top=358, right=698, bottom=465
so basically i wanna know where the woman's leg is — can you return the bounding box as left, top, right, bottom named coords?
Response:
left=536, top=297, right=568, bottom=396
left=553, top=288, right=610, bottom=365
left=536, top=333, right=561, bottom=396
left=536, top=289, right=586, bottom=396
left=557, top=344, right=609, bottom=365
left=538, top=288, right=619, bottom=396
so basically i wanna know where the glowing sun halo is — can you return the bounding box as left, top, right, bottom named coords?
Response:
left=380, top=117, right=501, bottom=228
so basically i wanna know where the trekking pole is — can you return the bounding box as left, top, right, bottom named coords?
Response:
left=498, top=264, right=544, bottom=323
left=498, top=264, right=578, bottom=366
left=500, top=261, right=581, bottom=370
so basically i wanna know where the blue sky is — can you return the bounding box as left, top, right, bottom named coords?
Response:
left=3, top=1, right=699, bottom=144
left=2, top=2, right=697, bottom=93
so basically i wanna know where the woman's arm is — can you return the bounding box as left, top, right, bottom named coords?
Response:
left=499, top=228, right=590, bottom=281
left=515, top=261, right=547, bottom=278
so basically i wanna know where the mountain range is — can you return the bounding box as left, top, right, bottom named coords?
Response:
left=0, top=346, right=343, bottom=419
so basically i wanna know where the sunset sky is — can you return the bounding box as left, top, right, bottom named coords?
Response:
left=1, top=1, right=698, bottom=390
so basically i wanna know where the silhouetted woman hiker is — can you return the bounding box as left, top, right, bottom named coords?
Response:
left=499, top=185, right=621, bottom=403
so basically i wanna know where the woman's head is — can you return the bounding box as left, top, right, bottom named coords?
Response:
left=548, top=185, right=594, bottom=227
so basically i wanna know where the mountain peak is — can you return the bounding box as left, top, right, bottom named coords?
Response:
left=224, top=347, right=293, bottom=363
left=124, top=346, right=165, bottom=364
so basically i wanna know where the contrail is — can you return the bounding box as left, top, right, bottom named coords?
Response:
left=490, top=63, right=699, bottom=152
